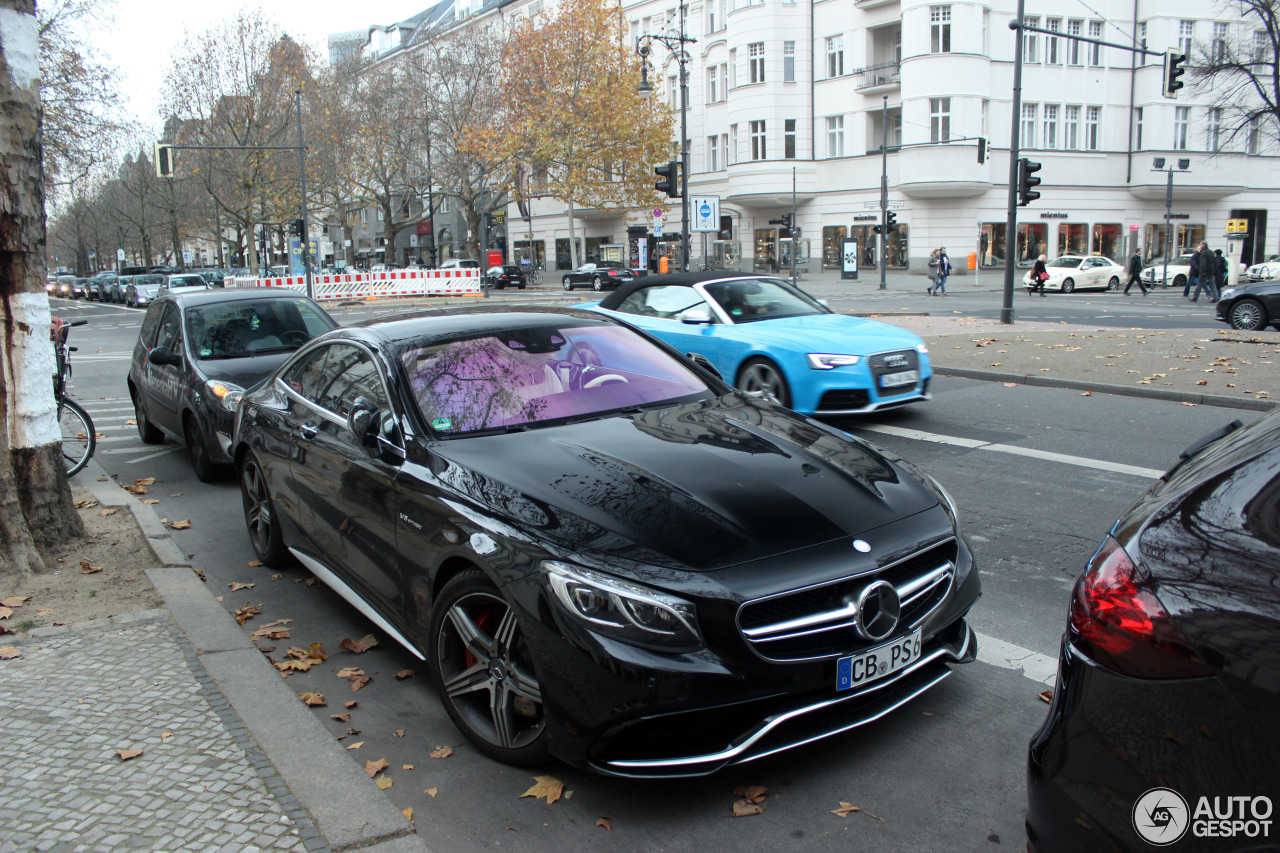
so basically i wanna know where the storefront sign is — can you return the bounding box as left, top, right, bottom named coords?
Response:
left=853, top=214, right=878, bottom=222
left=1040, top=213, right=1069, bottom=219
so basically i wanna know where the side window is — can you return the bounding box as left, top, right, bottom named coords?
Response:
left=154, top=305, right=183, bottom=351
left=282, top=346, right=331, bottom=401
left=615, top=285, right=708, bottom=320
left=313, top=345, right=388, bottom=417
left=139, top=303, right=166, bottom=347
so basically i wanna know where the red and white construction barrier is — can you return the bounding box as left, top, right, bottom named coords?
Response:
left=227, top=269, right=484, bottom=301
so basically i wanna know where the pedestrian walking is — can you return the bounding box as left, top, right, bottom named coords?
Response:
left=1123, top=251, right=1148, bottom=295
left=1214, top=249, right=1228, bottom=299
left=931, top=248, right=952, bottom=295
left=1184, top=245, right=1201, bottom=297
left=926, top=248, right=940, bottom=294
left=1192, top=241, right=1217, bottom=302
left=1031, top=254, right=1049, bottom=296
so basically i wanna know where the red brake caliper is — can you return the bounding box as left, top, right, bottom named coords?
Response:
left=464, top=608, right=494, bottom=669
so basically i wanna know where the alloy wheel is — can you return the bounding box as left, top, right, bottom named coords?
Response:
left=737, top=359, right=790, bottom=407
left=1230, top=299, right=1267, bottom=331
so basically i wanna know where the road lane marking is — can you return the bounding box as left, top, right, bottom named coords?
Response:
left=853, top=423, right=1165, bottom=480
left=974, top=632, right=1058, bottom=686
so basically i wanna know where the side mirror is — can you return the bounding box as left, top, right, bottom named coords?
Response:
left=685, top=352, right=722, bottom=380
left=148, top=346, right=183, bottom=367
left=681, top=306, right=713, bottom=325
left=348, top=396, right=377, bottom=447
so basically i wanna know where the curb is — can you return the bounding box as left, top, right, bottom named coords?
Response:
left=933, top=365, right=1278, bottom=411
left=78, top=458, right=431, bottom=853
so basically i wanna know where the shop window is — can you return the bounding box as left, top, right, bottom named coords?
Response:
left=886, top=224, right=909, bottom=268
left=850, top=226, right=878, bottom=268
left=1176, top=224, right=1205, bottom=252
left=1091, top=223, right=1122, bottom=261
left=1017, top=223, right=1047, bottom=265
left=1144, top=224, right=1169, bottom=263
left=754, top=228, right=780, bottom=273
left=980, top=223, right=1004, bottom=267
left=1057, top=223, right=1087, bottom=256
left=822, top=226, right=847, bottom=269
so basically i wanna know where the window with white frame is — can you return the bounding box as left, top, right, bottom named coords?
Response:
left=750, top=120, right=767, bottom=160
left=1022, top=103, right=1038, bottom=148
left=827, top=35, right=844, bottom=77
left=1174, top=106, right=1189, bottom=150
left=981, top=99, right=989, bottom=137
left=630, top=20, right=639, bottom=46
left=721, top=133, right=730, bottom=168
left=1088, top=21, right=1103, bottom=65
left=1208, top=107, right=1222, bottom=151
left=930, top=98, right=951, bottom=142
left=1065, top=104, right=1080, bottom=149
left=669, top=75, right=678, bottom=109
left=983, top=9, right=990, bottom=54
left=720, top=63, right=729, bottom=93
left=1067, top=20, right=1082, bottom=65
left=1134, top=106, right=1143, bottom=149
left=642, top=16, right=651, bottom=34
left=826, top=115, right=844, bottom=157
left=1248, top=115, right=1262, bottom=154
left=1024, top=17, right=1039, bottom=63
left=707, top=135, right=719, bottom=171
left=730, top=124, right=739, bottom=163
left=785, top=119, right=796, bottom=158
left=706, top=1, right=716, bottom=34
left=377, top=208, right=384, bottom=221
left=707, top=66, right=719, bottom=103
left=1046, top=19, right=1061, bottom=64
left=1043, top=104, right=1058, bottom=149
left=784, top=41, right=795, bottom=82
left=749, top=43, right=765, bottom=83
left=930, top=6, right=951, bottom=54
left=1140, top=22, right=1147, bottom=65
left=1085, top=105, right=1100, bottom=150
left=1213, top=22, right=1229, bottom=63
left=360, top=209, right=368, bottom=224
left=1254, top=30, right=1270, bottom=63
left=729, top=49, right=738, bottom=87
left=1179, top=21, right=1194, bottom=59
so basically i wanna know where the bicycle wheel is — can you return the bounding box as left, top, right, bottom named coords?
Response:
left=59, top=398, right=96, bottom=477
left=528, top=269, right=542, bottom=286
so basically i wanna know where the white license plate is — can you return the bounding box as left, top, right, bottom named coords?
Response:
left=836, top=629, right=922, bottom=692
left=880, top=370, right=919, bottom=388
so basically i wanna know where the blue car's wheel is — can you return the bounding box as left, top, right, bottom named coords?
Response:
left=737, top=358, right=790, bottom=408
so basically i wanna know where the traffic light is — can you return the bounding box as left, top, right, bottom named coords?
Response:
left=1163, top=49, right=1187, bottom=99
left=768, top=214, right=793, bottom=230
left=872, top=224, right=884, bottom=234
left=654, top=161, right=680, bottom=198
left=1017, top=158, right=1042, bottom=206
left=976, top=137, right=987, bottom=164
left=885, top=210, right=898, bottom=230
left=155, top=143, right=174, bottom=178
left=290, top=219, right=304, bottom=238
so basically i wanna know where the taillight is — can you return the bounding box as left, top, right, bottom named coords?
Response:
left=1069, top=535, right=1211, bottom=678
left=608, top=270, right=619, bottom=276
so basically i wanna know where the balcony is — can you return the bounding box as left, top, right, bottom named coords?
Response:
left=855, top=61, right=900, bottom=94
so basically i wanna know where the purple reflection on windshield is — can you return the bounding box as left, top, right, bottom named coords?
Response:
left=402, top=324, right=707, bottom=435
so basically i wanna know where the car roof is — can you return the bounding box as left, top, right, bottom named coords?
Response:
left=598, top=271, right=791, bottom=311
left=158, top=288, right=320, bottom=308
left=330, top=306, right=617, bottom=349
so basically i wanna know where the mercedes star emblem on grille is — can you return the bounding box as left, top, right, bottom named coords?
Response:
left=855, top=580, right=901, bottom=642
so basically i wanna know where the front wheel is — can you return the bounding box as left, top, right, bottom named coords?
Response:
left=185, top=416, right=222, bottom=482
left=736, top=358, right=791, bottom=408
left=427, top=570, right=550, bottom=766
left=1229, top=298, right=1268, bottom=331
left=591, top=276, right=603, bottom=292
left=59, top=398, right=95, bottom=477
left=239, top=452, right=290, bottom=566
left=1062, top=278, right=1075, bottom=294
left=562, top=278, right=573, bottom=291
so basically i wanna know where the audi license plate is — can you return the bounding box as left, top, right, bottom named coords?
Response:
left=880, top=370, right=919, bottom=388
left=836, top=629, right=922, bottom=692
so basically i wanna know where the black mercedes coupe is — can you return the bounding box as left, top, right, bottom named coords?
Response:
left=232, top=307, right=980, bottom=775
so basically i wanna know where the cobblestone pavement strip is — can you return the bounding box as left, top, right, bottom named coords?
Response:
left=0, top=615, right=323, bottom=853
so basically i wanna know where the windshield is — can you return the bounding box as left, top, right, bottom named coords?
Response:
left=186, top=299, right=336, bottom=359
left=702, top=278, right=827, bottom=322
left=136, top=274, right=165, bottom=284
left=169, top=276, right=206, bottom=287
left=1047, top=257, right=1084, bottom=269
left=402, top=322, right=710, bottom=436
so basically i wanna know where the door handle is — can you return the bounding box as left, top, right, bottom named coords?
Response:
left=298, top=423, right=318, bottom=440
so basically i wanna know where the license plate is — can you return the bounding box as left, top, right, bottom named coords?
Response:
left=836, top=629, right=922, bottom=692
left=880, top=370, right=919, bottom=388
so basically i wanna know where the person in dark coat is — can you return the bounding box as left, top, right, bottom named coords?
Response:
left=1124, top=251, right=1147, bottom=295
left=1192, top=242, right=1217, bottom=302
left=1214, top=249, right=1228, bottom=298
left=1030, top=254, right=1048, bottom=296
left=1184, top=246, right=1200, bottom=297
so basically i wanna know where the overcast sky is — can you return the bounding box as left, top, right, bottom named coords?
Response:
left=89, top=0, right=426, bottom=127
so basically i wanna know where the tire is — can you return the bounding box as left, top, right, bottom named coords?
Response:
left=1173, top=274, right=1187, bottom=290
left=184, top=415, right=222, bottom=482
left=1229, top=298, right=1268, bottom=331
left=132, top=388, right=165, bottom=444
left=239, top=452, right=290, bottom=566
left=591, top=276, right=603, bottom=292
left=59, top=398, right=96, bottom=477
left=427, top=570, right=550, bottom=766
left=562, top=278, right=573, bottom=291
left=1107, top=276, right=1119, bottom=291
left=736, top=357, right=791, bottom=408
left=518, top=282, right=526, bottom=290
left=1062, top=278, right=1075, bottom=294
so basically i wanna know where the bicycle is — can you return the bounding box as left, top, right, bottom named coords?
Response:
left=51, top=317, right=95, bottom=477
left=525, top=265, right=542, bottom=287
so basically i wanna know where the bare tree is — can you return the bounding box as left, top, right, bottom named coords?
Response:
left=1, top=0, right=84, bottom=580
left=1194, top=0, right=1280, bottom=152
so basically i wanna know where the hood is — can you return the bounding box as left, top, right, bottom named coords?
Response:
left=193, top=351, right=295, bottom=387
left=430, top=398, right=939, bottom=571
left=726, top=313, right=925, bottom=354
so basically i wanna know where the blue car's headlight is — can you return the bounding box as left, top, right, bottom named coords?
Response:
left=916, top=343, right=929, bottom=355
left=807, top=353, right=861, bottom=370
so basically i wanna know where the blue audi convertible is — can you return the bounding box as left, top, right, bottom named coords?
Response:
left=583, top=272, right=931, bottom=415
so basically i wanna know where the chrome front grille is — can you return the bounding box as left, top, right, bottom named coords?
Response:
left=737, top=539, right=957, bottom=662
left=867, top=349, right=919, bottom=378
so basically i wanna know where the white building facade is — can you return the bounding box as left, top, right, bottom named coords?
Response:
left=503, top=0, right=1280, bottom=275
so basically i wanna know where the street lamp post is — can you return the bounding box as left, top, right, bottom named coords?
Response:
left=636, top=1, right=695, bottom=272
left=1152, top=157, right=1191, bottom=288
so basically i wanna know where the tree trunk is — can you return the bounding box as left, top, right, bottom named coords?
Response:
left=1, top=0, right=85, bottom=581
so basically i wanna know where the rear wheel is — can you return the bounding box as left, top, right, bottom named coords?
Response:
left=1062, top=278, right=1075, bottom=294
left=428, top=570, right=549, bottom=766
left=736, top=358, right=791, bottom=408
left=132, top=388, right=165, bottom=444
left=1173, top=274, right=1187, bottom=290
left=239, top=452, right=289, bottom=566
left=562, top=278, right=573, bottom=291
left=1229, top=298, right=1268, bottom=331
left=59, top=399, right=95, bottom=477
left=1107, top=276, right=1119, bottom=290
left=591, top=275, right=604, bottom=292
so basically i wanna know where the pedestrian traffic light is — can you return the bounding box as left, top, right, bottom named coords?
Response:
left=654, top=161, right=680, bottom=198
left=872, top=224, right=884, bottom=234
left=1163, top=49, right=1187, bottom=99
left=1017, top=158, right=1042, bottom=206
left=885, top=210, right=898, bottom=230
left=155, top=143, right=174, bottom=178
left=781, top=213, right=792, bottom=230
left=290, top=219, right=304, bottom=238
left=976, top=137, right=987, bottom=164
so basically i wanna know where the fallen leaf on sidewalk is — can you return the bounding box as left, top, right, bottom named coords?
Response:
left=402, top=764, right=413, bottom=770
left=336, top=667, right=365, bottom=678
left=247, top=560, right=263, bottom=567
left=298, top=691, right=326, bottom=706
left=122, top=484, right=147, bottom=495
left=365, top=757, right=389, bottom=777
left=135, top=477, right=156, bottom=486
left=832, top=802, right=882, bottom=820
left=394, top=669, right=414, bottom=679
left=1003, top=382, right=1017, bottom=388
left=234, top=604, right=260, bottom=624
left=597, top=817, right=612, bottom=831
left=520, top=776, right=564, bottom=804
left=229, top=582, right=255, bottom=591
left=141, top=499, right=160, bottom=505
left=0, top=646, right=22, bottom=660
left=100, top=508, right=117, bottom=516
left=375, top=776, right=394, bottom=790
left=402, top=807, right=413, bottom=821
left=1039, top=689, right=1054, bottom=703
left=116, top=749, right=143, bottom=760
left=1080, top=391, right=1092, bottom=397
left=425, top=787, right=438, bottom=797
left=346, top=741, right=364, bottom=750
left=430, top=746, right=453, bottom=759
left=340, top=634, right=378, bottom=654
left=170, top=519, right=192, bottom=530
left=733, top=786, right=768, bottom=804
left=74, top=499, right=98, bottom=509
left=350, top=675, right=371, bottom=692
left=732, top=799, right=765, bottom=817
left=331, top=714, right=350, bottom=722
left=79, top=561, right=103, bottom=574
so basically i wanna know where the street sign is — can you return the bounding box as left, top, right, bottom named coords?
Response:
left=691, top=195, right=720, bottom=233
left=863, top=201, right=880, bottom=209
left=653, top=208, right=665, bottom=218
left=116, top=248, right=126, bottom=261
left=409, top=234, right=419, bottom=247
left=1226, top=218, right=1249, bottom=233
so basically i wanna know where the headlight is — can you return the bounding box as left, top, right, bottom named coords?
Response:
left=543, top=560, right=704, bottom=652
left=807, top=353, right=861, bottom=370
left=916, top=343, right=929, bottom=355
left=1219, top=287, right=1239, bottom=301
left=205, top=379, right=245, bottom=412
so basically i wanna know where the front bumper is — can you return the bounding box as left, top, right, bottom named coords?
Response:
left=795, top=354, right=933, bottom=415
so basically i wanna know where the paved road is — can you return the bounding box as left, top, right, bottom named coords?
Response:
left=45, top=292, right=1258, bottom=852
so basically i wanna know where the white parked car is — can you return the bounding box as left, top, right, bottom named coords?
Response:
left=1247, top=254, right=1280, bottom=281
left=437, top=259, right=480, bottom=271
left=1022, top=255, right=1126, bottom=293
left=162, top=273, right=210, bottom=294
left=1142, top=251, right=1247, bottom=288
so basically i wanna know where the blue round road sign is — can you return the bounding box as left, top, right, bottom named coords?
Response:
left=700, top=203, right=712, bottom=219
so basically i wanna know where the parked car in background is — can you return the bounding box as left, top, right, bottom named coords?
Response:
left=437, top=259, right=480, bottom=272
left=1027, top=410, right=1280, bottom=852
left=52, top=275, right=76, bottom=298
left=1021, top=255, right=1125, bottom=293
left=1214, top=279, right=1280, bottom=330
left=1246, top=254, right=1280, bottom=281
left=485, top=265, right=527, bottom=290
left=163, top=273, right=210, bottom=294
left=89, top=273, right=117, bottom=301
left=1142, top=251, right=1247, bottom=288
left=128, top=289, right=336, bottom=481
left=196, top=269, right=230, bottom=287
left=125, top=274, right=166, bottom=308
left=562, top=261, right=635, bottom=292
left=232, top=306, right=979, bottom=774
left=70, top=277, right=91, bottom=299
left=587, top=272, right=932, bottom=415
left=110, top=276, right=131, bottom=304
